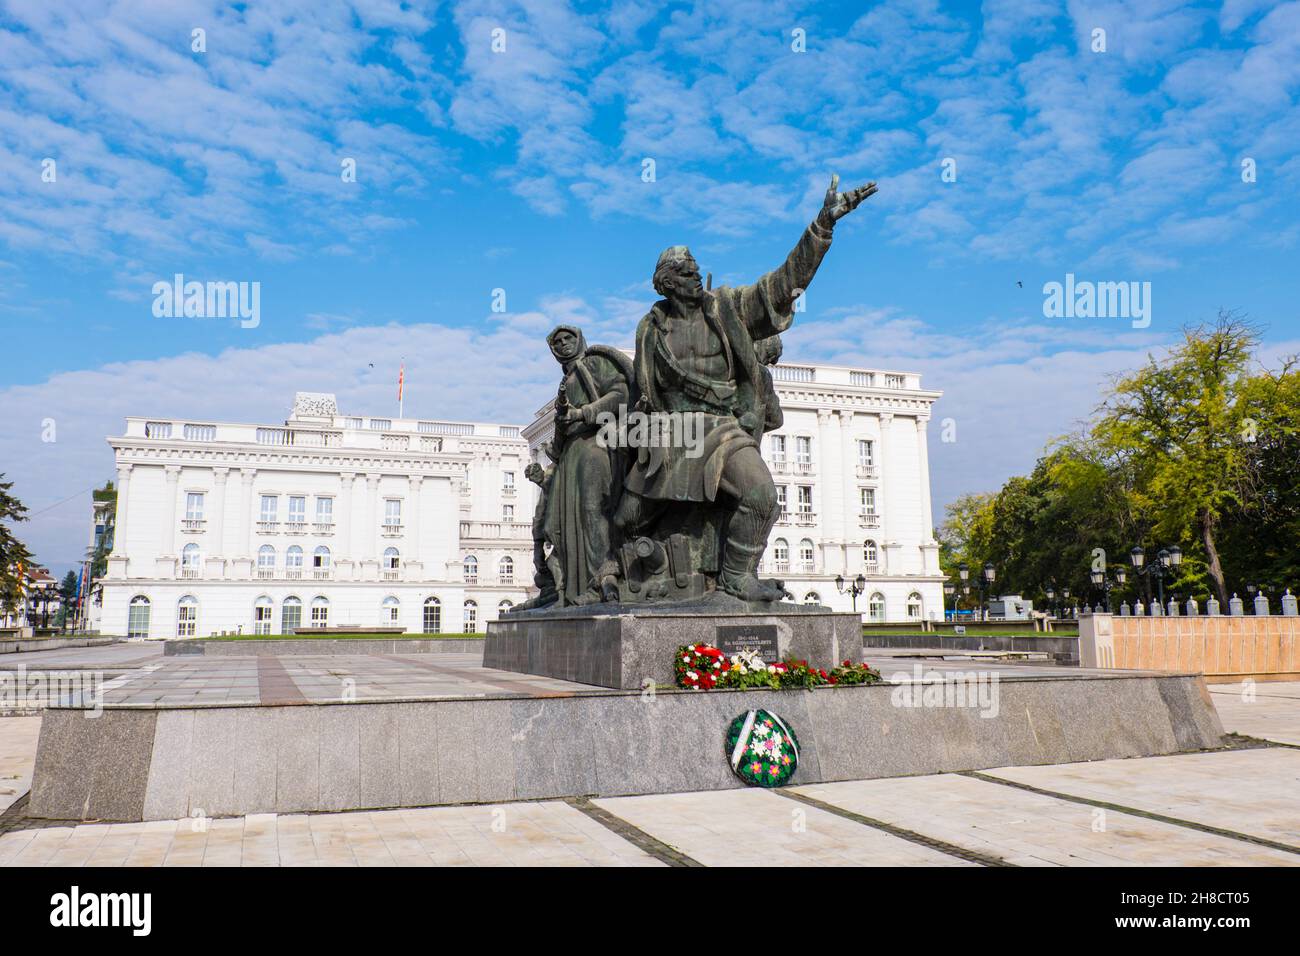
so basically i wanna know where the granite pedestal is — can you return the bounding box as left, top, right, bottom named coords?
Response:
left=484, top=599, right=860, bottom=689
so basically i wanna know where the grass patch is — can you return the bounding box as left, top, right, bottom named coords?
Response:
left=863, top=626, right=1078, bottom=638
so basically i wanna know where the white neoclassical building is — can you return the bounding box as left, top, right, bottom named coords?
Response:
left=523, top=357, right=945, bottom=622
left=99, top=393, right=535, bottom=638
left=101, top=358, right=944, bottom=637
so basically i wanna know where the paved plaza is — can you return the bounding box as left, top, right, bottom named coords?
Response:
left=1, top=642, right=1297, bottom=867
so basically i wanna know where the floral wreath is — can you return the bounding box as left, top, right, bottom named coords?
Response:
left=726, top=709, right=799, bottom=787
left=675, top=643, right=731, bottom=690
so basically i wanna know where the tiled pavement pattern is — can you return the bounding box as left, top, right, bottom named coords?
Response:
left=1209, top=681, right=1300, bottom=747
left=0, top=716, right=39, bottom=814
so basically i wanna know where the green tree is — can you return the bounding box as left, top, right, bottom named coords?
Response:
left=58, top=570, right=79, bottom=631
left=1092, top=313, right=1264, bottom=605
left=0, top=473, right=33, bottom=606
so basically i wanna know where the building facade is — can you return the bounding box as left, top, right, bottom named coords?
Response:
left=523, top=357, right=945, bottom=622
left=99, top=393, right=534, bottom=638
left=102, top=356, right=944, bottom=637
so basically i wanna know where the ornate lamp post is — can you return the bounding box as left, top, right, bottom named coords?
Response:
left=1090, top=565, right=1126, bottom=613
left=1045, top=585, right=1056, bottom=619
left=943, top=581, right=955, bottom=620
left=835, top=573, right=867, bottom=613
left=1129, top=545, right=1181, bottom=608
left=977, top=563, right=995, bottom=621
left=1062, top=586, right=1072, bottom=618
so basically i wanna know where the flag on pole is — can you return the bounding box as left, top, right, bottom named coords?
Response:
left=397, top=363, right=404, bottom=402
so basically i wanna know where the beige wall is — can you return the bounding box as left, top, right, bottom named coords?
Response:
left=1080, top=613, right=1300, bottom=681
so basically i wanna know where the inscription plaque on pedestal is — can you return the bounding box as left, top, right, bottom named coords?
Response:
left=716, top=624, right=780, bottom=660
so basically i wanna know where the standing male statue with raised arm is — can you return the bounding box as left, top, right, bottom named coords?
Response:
left=613, top=175, right=878, bottom=602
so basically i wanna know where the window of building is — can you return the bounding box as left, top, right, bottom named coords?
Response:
left=286, top=546, right=304, bottom=575
left=804, top=591, right=821, bottom=605
left=498, top=556, right=514, bottom=584
left=775, top=485, right=788, bottom=519
left=797, top=486, right=813, bottom=514
left=795, top=436, right=812, bottom=468
left=799, top=539, right=815, bottom=570
left=310, top=597, right=329, bottom=628
left=127, top=596, right=151, bottom=638
left=254, top=597, right=273, bottom=635
left=770, top=435, right=786, bottom=465
left=863, top=539, right=879, bottom=568
left=257, top=545, right=276, bottom=576
left=907, top=592, right=923, bottom=620
left=860, top=488, right=876, bottom=515
left=503, top=504, right=514, bottom=523
left=259, top=494, right=277, bottom=523
left=288, top=496, right=306, bottom=525
left=315, top=497, right=333, bottom=525
left=858, top=439, right=874, bottom=468
left=383, top=547, right=400, bottom=571
left=177, top=595, right=198, bottom=637
left=463, top=555, right=478, bottom=583
left=312, top=546, right=331, bottom=570
left=383, top=498, right=402, bottom=530
left=423, top=597, right=441, bottom=634
left=382, top=596, right=400, bottom=626
left=185, top=492, right=205, bottom=521
left=868, top=592, right=886, bottom=623
left=464, top=600, right=478, bottom=633
left=181, top=543, right=201, bottom=578
left=503, top=471, right=515, bottom=491
left=772, top=538, right=789, bottom=569
left=281, top=596, right=302, bottom=633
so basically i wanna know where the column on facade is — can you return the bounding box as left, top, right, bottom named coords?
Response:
left=916, top=415, right=936, bottom=575
left=113, top=463, right=132, bottom=555
left=339, top=471, right=355, bottom=569
left=838, top=409, right=857, bottom=576
left=162, top=465, right=181, bottom=556
left=239, top=468, right=256, bottom=557
left=877, top=412, right=894, bottom=572
left=407, top=474, right=423, bottom=579
left=815, top=408, right=841, bottom=577
left=365, top=473, right=381, bottom=562
left=210, top=467, right=228, bottom=564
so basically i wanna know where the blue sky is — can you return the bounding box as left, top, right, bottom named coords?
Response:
left=2, top=0, right=1299, bottom=576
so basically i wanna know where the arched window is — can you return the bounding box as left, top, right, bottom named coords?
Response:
left=127, top=595, right=151, bottom=638
left=464, top=599, right=478, bottom=633
left=498, top=599, right=513, bottom=615
left=257, top=545, right=276, bottom=577
left=799, top=538, right=815, bottom=570
left=181, top=543, right=201, bottom=577
left=381, top=595, right=400, bottom=626
left=383, top=547, right=400, bottom=578
left=907, top=591, right=923, bottom=620
left=253, top=596, right=273, bottom=635
left=281, top=596, right=302, bottom=634
left=868, top=592, right=886, bottom=623
left=286, top=545, right=304, bottom=577
left=422, top=597, right=441, bottom=634
left=177, top=595, right=199, bottom=637
left=863, top=539, right=878, bottom=568
left=498, top=556, right=514, bottom=584
left=772, top=538, right=789, bottom=570
left=312, top=546, right=331, bottom=576
left=463, top=555, right=478, bottom=583
left=310, top=596, right=329, bottom=628
left=803, top=591, right=821, bottom=605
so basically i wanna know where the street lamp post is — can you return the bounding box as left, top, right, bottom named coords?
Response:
left=1129, top=545, right=1182, bottom=608
left=1045, top=585, right=1056, bottom=619
left=835, top=573, right=867, bottom=614
left=977, top=563, right=995, bottom=622
left=943, top=581, right=956, bottom=622
left=1090, top=565, right=1126, bottom=613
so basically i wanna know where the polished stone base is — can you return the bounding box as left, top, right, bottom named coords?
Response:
left=484, top=605, right=860, bottom=689
left=165, top=637, right=487, bottom=656
left=27, top=668, right=1225, bottom=822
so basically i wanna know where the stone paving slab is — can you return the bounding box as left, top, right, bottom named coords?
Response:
left=1208, top=681, right=1300, bottom=746
left=984, top=747, right=1300, bottom=850
left=593, top=788, right=976, bottom=866
left=0, top=641, right=164, bottom=669
left=0, top=716, right=40, bottom=813
left=0, top=801, right=662, bottom=867
left=792, top=772, right=1299, bottom=866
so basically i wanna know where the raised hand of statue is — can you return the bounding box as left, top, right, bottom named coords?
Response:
left=817, top=173, right=877, bottom=227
